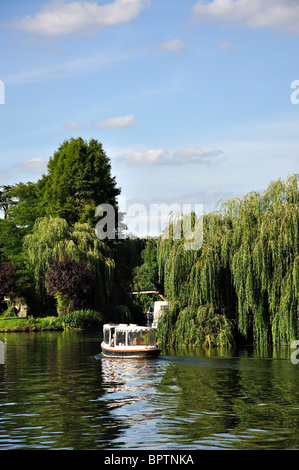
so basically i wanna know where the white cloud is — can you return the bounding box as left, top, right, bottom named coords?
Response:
left=117, top=149, right=168, bottom=165
left=0, top=157, right=48, bottom=184
left=127, top=188, right=239, bottom=208
left=159, top=38, right=186, bottom=51
left=191, top=0, right=299, bottom=35
left=93, top=114, right=136, bottom=129
left=63, top=121, right=84, bottom=129
left=117, top=146, right=224, bottom=165
left=9, top=0, right=149, bottom=36
left=12, top=157, right=48, bottom=173
left=173, top=146, right=223, bottom=164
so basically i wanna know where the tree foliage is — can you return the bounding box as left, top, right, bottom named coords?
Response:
left=0, top=219, right=24, bottom=265
left=6, top=139, right=120, bottom=231
left=0, top=138, right=143, bottom=323
left=0, top=261, right=19, bottom=302
left=0, top=185, right=15, bottom=219
left=37, top=138, right=120, bottom=226
left=46, top=255, right=96, bottom=314
left=133, top=238, right=159, bottom=291
left=157, top=175, right=299, bottom=347
left=23, top=216, right=115, bottom=314
left=7, top=182, right=40, bottom=232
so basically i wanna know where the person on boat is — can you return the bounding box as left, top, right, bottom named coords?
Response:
left=132, top=336, right=144, bottom=345
left=110, top=337, right=114, bottom=347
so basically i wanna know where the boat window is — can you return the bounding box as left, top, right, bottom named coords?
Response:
left=104, top=328, right=110, bottom=344
left=115, top=331, right=126, bottom=346
left=128, top=331, right=144, bottom=346
left=128, top=330, right=156, bottom=346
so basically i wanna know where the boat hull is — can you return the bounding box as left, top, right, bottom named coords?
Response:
left=101, top=343, right=161, bottom=358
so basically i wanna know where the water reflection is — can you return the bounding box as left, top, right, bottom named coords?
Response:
left=98, top=357, right=168, bottom=448
left=154, top=353, right=299, bottom=449
left=101, top=357, right=161, bottom=397
left=0, top=332, right=298, bottom=450
left=0, top=332, right=119, bottom=449
left=96, top=349, right=299, bottom=450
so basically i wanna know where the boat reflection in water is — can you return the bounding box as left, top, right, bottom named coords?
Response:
left=101, top=324, right=161, bottom=359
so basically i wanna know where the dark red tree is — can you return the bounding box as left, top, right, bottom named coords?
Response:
left=0, top=261, right=19, bottom=301
left=46, top=256, right=96, bottom=313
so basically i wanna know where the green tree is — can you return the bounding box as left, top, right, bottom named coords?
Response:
left=0, top=185, right=15, bottom=219
left=37, top=138, right=120, bottom=226
left=157, top=175, right=299, bottom=348
left=24, top=216, right=115, bottom=314
left=133, top=238, right=159, bottom=291
left=0, top=218, right=36, bottom=311
left=0, top=219, right=23, bottom=265
left=7, top=182, right=40, bottom=232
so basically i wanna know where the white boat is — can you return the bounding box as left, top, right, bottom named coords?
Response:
left=101, top=323, right=161, bottom=358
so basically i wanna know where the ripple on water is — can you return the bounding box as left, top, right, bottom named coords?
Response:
left=1, top=333, right=299, bottom=450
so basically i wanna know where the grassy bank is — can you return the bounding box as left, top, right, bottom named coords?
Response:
left=0, top=309, right=103, bottom=332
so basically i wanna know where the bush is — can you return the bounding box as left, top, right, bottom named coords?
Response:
left=0, top=310, right=102, bottom=331
left=56, top=310, right=103, bottom=330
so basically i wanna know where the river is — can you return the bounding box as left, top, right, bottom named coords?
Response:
left=0, top=330, right=298, bottom=450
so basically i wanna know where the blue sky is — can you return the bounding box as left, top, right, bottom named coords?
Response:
left=0, top=0, right=299, bottom=233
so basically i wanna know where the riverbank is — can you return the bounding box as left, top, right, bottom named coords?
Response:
left=0, top=309, right=103, bottom=332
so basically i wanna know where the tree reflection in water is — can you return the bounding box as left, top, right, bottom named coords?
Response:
left=0, top=332, right=298, bottom=450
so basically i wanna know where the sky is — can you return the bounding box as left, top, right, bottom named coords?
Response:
left=0, top=0, right=299, bottom=235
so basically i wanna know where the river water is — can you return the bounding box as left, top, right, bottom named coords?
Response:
left=0, top=330, right=298, bottom=450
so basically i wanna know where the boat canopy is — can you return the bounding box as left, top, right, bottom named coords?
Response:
left=103, top=323, right=158, bottom=348
left=103, top=323, right=157, bottom=333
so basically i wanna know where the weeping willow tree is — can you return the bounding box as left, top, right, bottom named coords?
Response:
left=157, top=175, right=298, bottom=348
left=23, top=216, right=115, bottom=314
left=157, top=211, right=236, bottom=347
